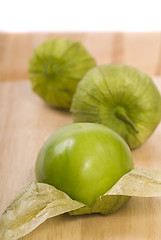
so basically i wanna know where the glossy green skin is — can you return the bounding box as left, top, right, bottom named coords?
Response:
left=35, top=123, right=133, bottom=206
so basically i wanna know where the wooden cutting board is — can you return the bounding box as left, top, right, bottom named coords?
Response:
left=0, top=78, right=161, bottom=240
left=1, top=32, right=161, bottom=82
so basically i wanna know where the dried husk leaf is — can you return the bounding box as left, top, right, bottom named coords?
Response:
left=70, top=168, right=161, bottom=215
left=0, top=182, right=84, bottom=240
left=106, top=168, right=161, bottom=196
left=1, top=168, right=161, bottom=239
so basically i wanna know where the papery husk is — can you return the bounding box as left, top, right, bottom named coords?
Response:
left=1, top=168, right=161, bottom=239
left=71, top=64, right=161, bottom=149
left=70, top=168, right=161, bottom=215
left=29, top=38, right=96, bottom=109
left=0, top=182, right=84, bottom=240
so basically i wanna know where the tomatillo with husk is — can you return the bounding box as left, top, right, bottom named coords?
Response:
left=71, top=64, right=161, bottom=149
left=35, top=123, right=133, bottom=210
left=29, top=38, right=96, bottom=109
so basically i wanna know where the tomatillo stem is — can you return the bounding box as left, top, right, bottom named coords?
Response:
left=115, top=108, right=139, bottom=133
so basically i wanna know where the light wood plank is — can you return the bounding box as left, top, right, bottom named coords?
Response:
left=1, top=33, right=161, bottom=82
left=0, top=78, right=161, bottom=239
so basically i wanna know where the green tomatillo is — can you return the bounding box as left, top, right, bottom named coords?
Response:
left=2, top=124, right=161, bottom=240
left=71, top=64, right=161, bottom=149
left=28, top=38, right=96, bottom=109
left=35, top=123, right=133, bottom=207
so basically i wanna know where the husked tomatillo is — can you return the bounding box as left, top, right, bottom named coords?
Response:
left=35, top=123, right=133, bottom=207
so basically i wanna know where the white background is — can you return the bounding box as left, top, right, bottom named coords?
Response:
left=0, top=0, right=161, bottom=32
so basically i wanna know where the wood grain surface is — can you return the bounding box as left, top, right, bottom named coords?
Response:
left=1, top=32, right=161, bottom=82
left=1, top=32, right=161, bottom=239
left=0, top=78, right=161, bottom=240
